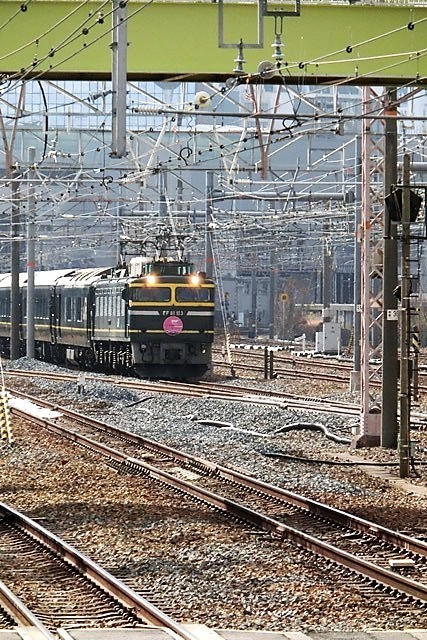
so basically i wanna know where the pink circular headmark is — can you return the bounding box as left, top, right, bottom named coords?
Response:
left=163, top=315, right=183, bottom=335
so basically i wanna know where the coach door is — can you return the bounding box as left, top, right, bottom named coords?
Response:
left=49, top=287, right=61, bottom=343
left=87, top=286, right=96, bottom=340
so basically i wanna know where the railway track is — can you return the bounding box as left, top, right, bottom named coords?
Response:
left=9, top=390, right=427, bottom=612
left=7, top=365, right=427, bottom=427
left=214, top=351, right=351, bottom=385
left=0, top=501, right=204, bottom=639
left=5, top=367, right=360, bottom=417
left=214, top=347, right=427, bottom=394
left=0, top=580, right=28, bottom=632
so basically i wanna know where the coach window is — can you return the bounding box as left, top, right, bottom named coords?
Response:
left=35, top=297, right=43, bottom=319
left=76, top=297, right=82, bottom=322
left=41, top=298, right=48, bottom=319
left=66, top=297, right=72, bottom=321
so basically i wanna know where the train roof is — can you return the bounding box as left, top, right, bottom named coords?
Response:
left=0, top=270, right=73, bottom=288
left=53, top=267, right=112, bottom=288
left=35, top=269, right=76, bottom=286
left=0, top=268, right=112, bottom=288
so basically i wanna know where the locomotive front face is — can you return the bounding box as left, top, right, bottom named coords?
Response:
left=126, top=273, right=215, bottom=377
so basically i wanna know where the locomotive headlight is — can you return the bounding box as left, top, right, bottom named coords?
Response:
left=189, top=274, right=200, bottom=286
left=146, top=274, right=157, bottom=286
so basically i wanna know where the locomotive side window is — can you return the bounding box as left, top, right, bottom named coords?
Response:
left=130, top=287, right=171, bottom=302
left=175, top=287, right=213, bottom=302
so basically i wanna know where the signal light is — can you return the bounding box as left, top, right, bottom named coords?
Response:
left=385, top=188, right=422, bottom=223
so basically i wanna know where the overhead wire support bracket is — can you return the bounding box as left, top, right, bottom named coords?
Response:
left=111, top=0, right=128, bottom=158
left=218, top=0, right=300, bottom=49
left=218, top=0, right=264, bottom=49
left=260, top=0, right=300, bottom=18
left=218, top=1, right=300, bottom=78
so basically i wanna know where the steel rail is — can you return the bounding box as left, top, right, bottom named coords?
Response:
left=7, top=365, right=427, bottom=424
left=11, top=404, right=427, bottom=604
left=0, top=501, right=201, bottom=640
left=214, top=358, right=351, bottom=383
left=0, top=579, right=56, bottom=639
left=10, top=388, right=427, bottom=556
left=5, top=368, right=361, bottom=415
left=213, top=348, right=427, bottom=393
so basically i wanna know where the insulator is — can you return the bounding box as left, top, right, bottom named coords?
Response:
left=271, top=34, right=283, bottom=65
left=132, top=106, right=163, bottom=115
left=258, top=60, right=276, bottom=79
left=233, top=40, right=246, bottom=76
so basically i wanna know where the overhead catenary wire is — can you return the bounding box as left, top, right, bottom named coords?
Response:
left=0, top=14, right=424, bottom=270
left=0, top=0, right=32, bottom=36
left=293, top=16, right=427, bottom=69
left=0, top=0, right=154, bottom=99
left=0, top=0, right=93, bottom=65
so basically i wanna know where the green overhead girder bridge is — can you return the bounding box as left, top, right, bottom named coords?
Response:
left=0, top=1, right=426, bottom=85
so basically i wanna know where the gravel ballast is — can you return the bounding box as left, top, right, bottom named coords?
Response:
left=1, top=357, right=426, bottom=633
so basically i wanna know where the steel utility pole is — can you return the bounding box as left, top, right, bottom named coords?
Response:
left=26, top=147, right=36, bottom=359
left=10, top=170, right=21, bottom=361
left=269, top=249, right=277, bottom=339
left=399, top=154, right=411, bottom=478
left=322, top=222, right=332, bottom=323
left=350, top=136, right=362, bottom=393
left=111, top=0, right=127, bottom=158
left=205, top=171, right=214, bottom=279
left=356, top=87, right=387, bottom=447
left=381, top=88, right=399, bottom=449
left=250, top=261, right=257, bottom=339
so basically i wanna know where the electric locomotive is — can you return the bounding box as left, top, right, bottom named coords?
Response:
left=0, top=256, right=215, bottom=379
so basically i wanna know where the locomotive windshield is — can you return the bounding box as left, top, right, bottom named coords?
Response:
left=130, top=287, right=171, bottom=302
left=175, top=287, right=214, bottom=302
